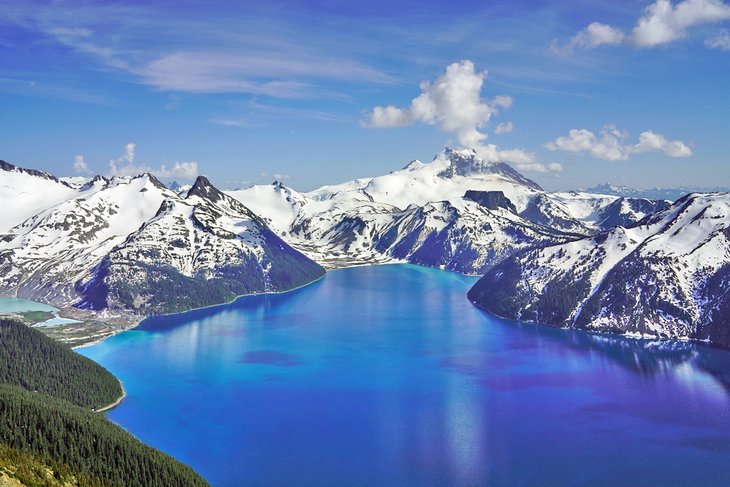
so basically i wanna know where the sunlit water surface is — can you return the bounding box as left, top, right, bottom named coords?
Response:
left=79, top=265, right=730, bottom=486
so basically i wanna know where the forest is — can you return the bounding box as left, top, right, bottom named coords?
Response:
left=0, top=319, right=209, bottom=486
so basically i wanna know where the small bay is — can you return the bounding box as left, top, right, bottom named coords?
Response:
left=79, top=264, right=730, bottom=486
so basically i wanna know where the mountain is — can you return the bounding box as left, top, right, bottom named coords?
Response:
left=0, top=151, right=680, bottom=343
left=547, top=191, right=671, bottom=231
left=584, top=183, right=730, bottom=202
left=467, top=192, right=730, bottom=347
left=227, top=148, right=669, bottom=273
left=0, top=160, right=78, bottom=233
left=75, top=177, right=325, bottom=317
left=0, top=167, right=324, bottom=334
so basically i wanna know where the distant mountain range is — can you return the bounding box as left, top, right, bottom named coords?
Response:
left=582, top=183, right=730, bottom=202
left=1, top=149, right=729, bottom=348
left=227, top=148, right=668, bottom=273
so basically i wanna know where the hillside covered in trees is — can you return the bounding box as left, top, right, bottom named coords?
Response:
left=0, top=319, right=121, bottom=410
left=0, top=319, right=209, bottom=486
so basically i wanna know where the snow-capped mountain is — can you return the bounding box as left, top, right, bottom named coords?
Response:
left=0, top=167, right=324, bottom=325
left=1, top=150, right=689, bottom=345
left=0, top=161, right=79, bottom=233
left=74, top=177, right=325, bottom=316
left=467, top=192, right=730, bottom=347
left=227, top=147, right=668, bottom=273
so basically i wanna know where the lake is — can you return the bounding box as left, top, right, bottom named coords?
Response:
left=79, top=264, right=730, bottom=486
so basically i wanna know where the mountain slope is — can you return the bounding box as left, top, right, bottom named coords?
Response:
left=0, top=170, right=324, bottom=331
left=0, top=318, right=209, bottom=486
left=76, top=177, right=325, bottom=316
left=0, top=161, right=78, bottom=234
left=0, top=319, right=121, bottom=410
left=228, top=147, right=667, bottom=273
left=468, top=193, right=730, bottom=347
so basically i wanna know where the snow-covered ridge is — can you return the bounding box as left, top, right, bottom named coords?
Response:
left=0, top=149, right=690, bottom=345
left=226, top=147, right=670, bottom=272
left=0, top=168, right=324, bottom=337
left=468, top=192, right=730, bottom=347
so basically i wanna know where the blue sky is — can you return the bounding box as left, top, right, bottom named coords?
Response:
left=1, top=0, right=728, bottom=191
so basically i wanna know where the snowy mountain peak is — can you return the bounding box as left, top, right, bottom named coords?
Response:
left=187, top=175, right=225, bottom=203
left=434, top=147, right=490, bottom=178
left=402, top=160, right=424, bottom=171
left=0, top=160, right=73, bottom=188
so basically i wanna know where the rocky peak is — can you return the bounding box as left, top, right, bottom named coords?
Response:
left=187, top=176, right=225, bottom=203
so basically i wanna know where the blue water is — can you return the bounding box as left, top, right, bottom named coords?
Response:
left=0, top=297, right=56, bottom=313
left=79, top=265, right=730, bottom=486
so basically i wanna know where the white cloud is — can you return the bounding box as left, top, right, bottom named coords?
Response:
left=546, top=125, right=692, bottom=160
left=705, top=28, right=730, bottom=48
left=563, top=0, right=730, bottom=50
left=363, top=60, right=512, bottom=148
left=633, top=0, right=730, bottom=46
left=481, top=146, right=561, bottom=173
left=548, top=162, right=564, bottom=172
left=495, top=121, right=514, bottom=134
left=108, top=142, right=137, bottom=175
left=630, top=130, right=693, bottom=157
left=568, top=22, right=626, bottom=49
left=273, top=173, right=290, bottom=180
left=155, top=161, right=199, bottom=179
left=73, top=154, right=91, bottom=174
left=107, top=143, right=200, bottom=179
left=364, top=60, right=561, bottom=173
left=366, top=105, right=412, bottom=128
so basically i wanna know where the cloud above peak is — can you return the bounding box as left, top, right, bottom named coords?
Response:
left=107, top=143, right=199, bottom=179
left=73, top=154, right=91, bottom=174
left=561, top=0, right=730, bottom=50
left=363, top=60, right=511, bottom=148
left=364, top=60, right=561, bottom=173
left=546, top=125, right=692, bottom=160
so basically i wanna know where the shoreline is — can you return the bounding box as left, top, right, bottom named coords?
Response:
left=95, top=382, right=126, bottom=413
left=74, top=271, right=329, bottom=350
left=134, top=271, right=328, bottom=326
left=12, top=261, right=476, bottom=353
left=467, top=298, right=721, bottom=351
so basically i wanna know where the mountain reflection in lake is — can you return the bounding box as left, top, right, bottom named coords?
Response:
left=80, top=265, right=730, bottom=486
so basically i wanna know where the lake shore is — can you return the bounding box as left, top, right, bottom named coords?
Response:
left=95, top=382, right=127, bottom=413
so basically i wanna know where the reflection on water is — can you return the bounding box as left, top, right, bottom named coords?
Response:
left=80, top=265, right=730, bottom=486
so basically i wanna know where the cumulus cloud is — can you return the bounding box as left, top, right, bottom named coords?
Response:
left=631, top=130, right=693, bottom=157
left=705, top=28, right=730, bottom=48
left=546, top=125, right=692, bottom=160
left=561, top=0, right=730, bottom=50
left=107, top=143, right=199, bottom=179
left=363, top=60, right=512, bottom=148
left=73, top=154, right=91, bottom=174
left=108, top=142, right=137, bottom=175
left=364, top=60, right=562, bottom=173
left=495, top=121, right=514, bottom=134
left=633, top=0, right=730, bottom=46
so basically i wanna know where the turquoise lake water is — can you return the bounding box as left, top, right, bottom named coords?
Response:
left=0, top=297, right=56, bottom=312
left=0, top=297, right=80, bottom=327
left=79, top=264, right=730, bottom=486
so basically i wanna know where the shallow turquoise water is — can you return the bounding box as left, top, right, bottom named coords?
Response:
left=80, top=264, right=730, bottom=486
left=0, top=297, right=56, bottom=313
